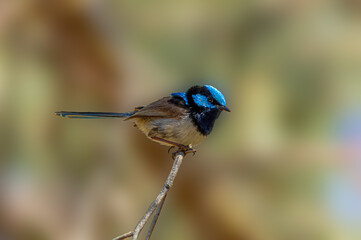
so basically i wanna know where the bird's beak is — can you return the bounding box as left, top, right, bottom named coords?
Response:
left=219, top=105, right=231, bottom=112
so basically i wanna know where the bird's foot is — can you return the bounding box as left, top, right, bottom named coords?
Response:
left=171, top=145, right=197, bottom=160
left=149, top=136, right=197, bottom=159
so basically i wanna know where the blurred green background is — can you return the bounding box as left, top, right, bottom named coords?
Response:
left=1, top=0, right=361, bottom=240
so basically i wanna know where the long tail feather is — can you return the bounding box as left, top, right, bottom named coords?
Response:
left=55, top=111, right=134, bottom=119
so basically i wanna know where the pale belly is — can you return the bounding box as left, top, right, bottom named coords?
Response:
left=133, top=116, right=206, bottom=147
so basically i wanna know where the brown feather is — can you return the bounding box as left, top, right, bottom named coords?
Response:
left=125, top=97, right=187, bottom=120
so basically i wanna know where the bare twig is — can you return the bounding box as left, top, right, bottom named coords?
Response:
left=114, top=231, right=134, bottom=240
left=113, top=151, right=185, bottom=240
left=145, top=193, right=167, bottom=240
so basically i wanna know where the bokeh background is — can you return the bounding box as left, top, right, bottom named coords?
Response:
left=1, top=0, right=361, bottom=240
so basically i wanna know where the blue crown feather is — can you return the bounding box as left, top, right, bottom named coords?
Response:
left=192, top=94, right=216, bottom=109
left=205, top=85, right=226, bottom=106
left=171, top=92, right=189, bottom=105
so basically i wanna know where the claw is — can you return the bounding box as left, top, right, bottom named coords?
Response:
left=172, top=151, right=178, bottom=160
left=185, top=148, right=197, bottom=156
left=168, top=146, right=175, bottom=153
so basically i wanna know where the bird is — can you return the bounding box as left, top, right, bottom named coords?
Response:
left=56, top=85, right=230, bottom=158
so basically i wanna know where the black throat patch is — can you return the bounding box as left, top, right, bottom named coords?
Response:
left=189, top=108, right=221, bottom=136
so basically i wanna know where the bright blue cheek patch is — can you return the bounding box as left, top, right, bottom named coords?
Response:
left=205, top=85, right=226, bottom=106
left=192, top=94, right=216, bottom=108
left=171, top=92, right=189, bottom=105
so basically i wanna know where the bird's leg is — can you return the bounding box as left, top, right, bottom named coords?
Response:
left=150, top=136, right=187, bottom=149
left=150, top=136, right=196, bottom=159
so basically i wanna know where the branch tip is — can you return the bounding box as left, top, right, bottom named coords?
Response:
left=113, top=152, right=184, bottom=240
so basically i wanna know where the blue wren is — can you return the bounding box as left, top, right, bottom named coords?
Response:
left=56, top=85, right=230, bottom=157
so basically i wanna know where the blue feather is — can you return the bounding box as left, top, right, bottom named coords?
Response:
left=171, top=92, right=189, bottom=105
left=205, top=85, right=226, bottom=106
left=192, top=94, right=216, bottom=109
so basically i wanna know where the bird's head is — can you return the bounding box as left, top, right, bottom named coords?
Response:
left=171, top=85, right=230, bottom=112
left=184, top=85, right=230, bottom=112
left=171, top=85, right=230, bottom=135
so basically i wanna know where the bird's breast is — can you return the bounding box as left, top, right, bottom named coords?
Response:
left=133, top=116, right=205, bottom=147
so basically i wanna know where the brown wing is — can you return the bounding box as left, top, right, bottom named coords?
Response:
left=125, top=97, right=187, bottom=120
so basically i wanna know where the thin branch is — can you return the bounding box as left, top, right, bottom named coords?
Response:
left=145, top=193, right=167, bottom=240
left=113, top=151, right=185, bottom=240
left=113, top=232, right=133, bottom=240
